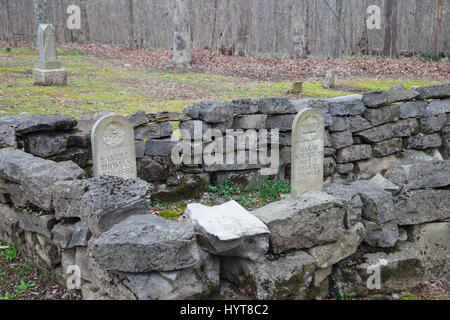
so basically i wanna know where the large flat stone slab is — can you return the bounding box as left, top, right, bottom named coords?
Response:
left=0, top=114, right=76, bottom=136
left=90, top=214, right=200, bottom=273
left=185, top=200, right=269, bottom=261
left=252, top=191, right=346, bottom=253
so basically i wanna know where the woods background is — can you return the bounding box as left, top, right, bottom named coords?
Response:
left=1, top=0, right=449, bottom=57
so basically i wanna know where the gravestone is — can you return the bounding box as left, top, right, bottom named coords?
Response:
left=91, top=115, right=137, bottom=179
left=33, top=24, right=67, bottom=86
left=291, top=108, right=325, bottom=196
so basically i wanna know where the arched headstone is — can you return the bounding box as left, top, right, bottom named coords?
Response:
left=291, top=108, right=325, bottom=196
left=91, top=115, right=137, bottom=179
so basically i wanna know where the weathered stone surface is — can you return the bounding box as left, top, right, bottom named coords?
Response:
left=417, top=84, right=450, bottom=99
left=330, top=130, right=353, bottom=149
left=221, top=250, right=316, bottom=300
left=230, top=99, right=259, bottom=114
left=368, top=174, right=401, bottom=195
left=24, top=132, right=68, bottom=158
left=233, top=114, right=267, bottom=129
left=364, top=105, right=400, bottom=126
left=372, top=138, right=403, bottom=157
left=440, top=125, right=450, bottom=159
left=324, top=157, right=336, bottom=176
left=329, top=116, right=350, bottom=132
left=91, top=115, right=137, bottom=179
left=179, top=120, right=210, bottom=137
left=350, top=180, right=396, bottom=225
left=384, top=161, right=450, bottom=190
left=323, top=183, right=363, bottom=228
left=76, top=246, right=92, bottom=281
left=333, top=242, right=425, bottom=297
left=0, top=148, right=48, bottom=183
left=124, top=249, right=220, bottom=300
left=52, top=220, right=90, bottom=249
left=91, top=214, right=200, bottom=272
left=0, top=178, right=27, bottom=205
left=137, top=156, right=176, bottom=182
left=0, top=125, right=17, bottom=148
left=349, top=116, right=373, bottom=132
left=52, top=176, right=151, bottom=235
left=184, top=101, right=234, bottom=123
left=258, top=98, right=298, bottom=114
left=150, top=173, right=208, bottom=202
left=423, top=99, right=450, bottom=117
left=15, top=203, right=56, bottom=239
left=393, top=190, right=450, bottom=225
left=147, top=111, right=190, bottom=122
left=21, top=161, right=84, bottom=210
left=335, top=145, right=372, bottom=163
left=335, top=163, right=353, bottom=174
left=405, top=133, right=442, bottom=149
left=356, top=149, right=442, bottom=179
left=408, top=222, right=449, bottom=278
left=362, top=84, right=419, bottom=108
left=126, top=110, right=148, bottom=128
left=216, top=170, right=260, bottom=191
left=291, top=108, right=325, bottom=196
left=362, top=219, right=399, bottom=248
left=52, top=222, right=75, bottom=249
left=357, top=124, right=395, bottom=143
left=134, top=122, right=172, bottom=140
left=0, top=114, right=76, bottom=136
left=252, top=191, right=346, bottom=253
left=135, top=140, right=145, bottom=159
left=185, top=200, right=269, bottom=261
left=308, top=222, right=366, bottom=269
left=28, top=232, right=59, bottom=268
left=324, top=95, right=365, bottom=116
left=265, top=114, right=296, bottom=131
left=33, top=68, right=67, bottom=86
left=418, top=113, right=447, bottom=133
left=398, top=101, right=429, bottom=119
left=144, top=138, right=177, bottom=157
left=391, top=118, right=420, bottom=137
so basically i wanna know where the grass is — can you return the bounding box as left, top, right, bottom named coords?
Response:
left=2, top=46, right=443, bottom=118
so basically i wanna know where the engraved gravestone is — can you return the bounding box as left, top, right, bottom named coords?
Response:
left=291, top=108, right=325, bottom=196
left=91, top=115, right=137, bottom=179
left=33, top=24, right=67, bottom=86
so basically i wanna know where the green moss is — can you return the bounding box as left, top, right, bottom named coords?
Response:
left=274, top=269, right=307, bottom=299
left=159, top=202, right=187, bottom=220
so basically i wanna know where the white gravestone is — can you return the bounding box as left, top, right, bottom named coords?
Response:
left=91, top=115, right=137, bottom=179
left=33, top=24, right=67, bottom=86
left=291, top=108, right=325, bottom=196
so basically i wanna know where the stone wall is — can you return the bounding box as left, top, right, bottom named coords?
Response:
left=0, top=83, right=448, bottom=300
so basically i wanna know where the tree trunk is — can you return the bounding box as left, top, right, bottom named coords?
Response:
left=32, top=0, right=49, bottom=27
left=5, top=0, right=16, bottom=45
left=80, top=0, right=91, bottom=43
left=433, top=0, right=444, bottom=56
left=290, top=0, right=308, bottom=58
left=383, top=0, right=399, bottom=58
left=172, top=0, right=192, bottom=68
left=210, top=0, right=218, bottom=49
left=231, top=0, right=250, bottom=57
left=333, top=0, right=343, bottom=58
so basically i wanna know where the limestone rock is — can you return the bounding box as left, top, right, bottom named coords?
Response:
left=324, top=95, right=365, bottom=116
left=0, top=148, right=49, bottom=183
left=349, top=116, right=373, bottom=132
left=335, top=145, right=372, bottom=163
left=362, top=219, right=399, bottom=248
left=0, top=114, right=76, bottom=136
left=185, top=200, right=269, bottom=261
left=357, top=124, right=395, bottom=143
left=0, top=124, right=17, bottom=148
left=15, top=203, right=56, bottom=239
left=258, top=98, right=298, bottom=114
left=126, top=110, right=149, bottom=128
left=405, top=133, right=442, bottom=149
left=323, top=183, right=363, bottom=228
left=23, top=132, right=68, bottom=158
left=184, top=101, right=234, bottom=123
left=384, top=161, right=450, bottom=190
left=144, top=138, right=177, bottom=157
left=221, top=250, right=316, bottom=300
left=90, top=214, right=200, bottom=272
left=391, top=119, right=419, bottom=137
left=308, top=222, right=366, bottom=268
left=418, top=114, right=447, bottom=133
left=252, top=191, right=346, bottom=253
left=230, top=99, right=259, bottom=114
left=362, top=84, right=419, bottom=108
left=330, top=130, right=353, bottom=149
left=368, top=174, right=401, bottom=195
left=135, top=122, right=172, bottom=140
left=265, top=114, right=296, bottom=131
left=416, top=84, right=450, bottom=99
left=372, top=138, right=403, bottom=157
left=398, top=101, right=429, bottom=119
left=363, top=105, right=400, bottom=126
left=393, top=189, right=450, bottom=225
left=423, top=99, right=450, bottom=117
left=233, top=114, right=267, bottom=129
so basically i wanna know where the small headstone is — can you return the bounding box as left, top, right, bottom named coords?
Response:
left=33, top=24, right=67, bottom=86
left=289, top=82, right=303, bottom=94
left=291, top=108, right=325, bottom=196
left=323, top=70, right=335, bottom=89
left=91, top=115, right=137, bottom=179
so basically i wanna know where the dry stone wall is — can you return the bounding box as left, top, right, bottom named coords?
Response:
left=0, top=83, right=448, bottom=300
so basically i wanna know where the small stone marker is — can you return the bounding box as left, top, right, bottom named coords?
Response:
left=91, top=114, right=137, bottom=179
left=323, top=70, right=335, bottom=89
left=291, top=108, right=325, bottom=196
left=33, top=24, right=67, bottom=86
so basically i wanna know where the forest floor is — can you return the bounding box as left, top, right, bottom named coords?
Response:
left=0, top=43, right=448, bottom=117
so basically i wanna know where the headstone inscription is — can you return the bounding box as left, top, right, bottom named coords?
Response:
left=291, top=108, right=325, bottom=196
left=33, top=24, right=67, bottom=86
left=91, top=115, right=137, bottom=179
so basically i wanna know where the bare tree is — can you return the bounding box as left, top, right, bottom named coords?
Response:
left=383, top=0, right=399, bottom=58
left=172, top=0, right=192, bottom=68
left=4, top=0, right=15, bottom=45
left=32, top=0, right=49, bottom=27
left=126, top=0, right=135, bottom=48
left=231, top=0, right=251, bottom=57
left=333, top=0, right=343, bottom=58
left=290, top=0, right=309, bottom=58
left=80, top=0, right=91, bottom=43
left=434, top=0, right=444, bottom=57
